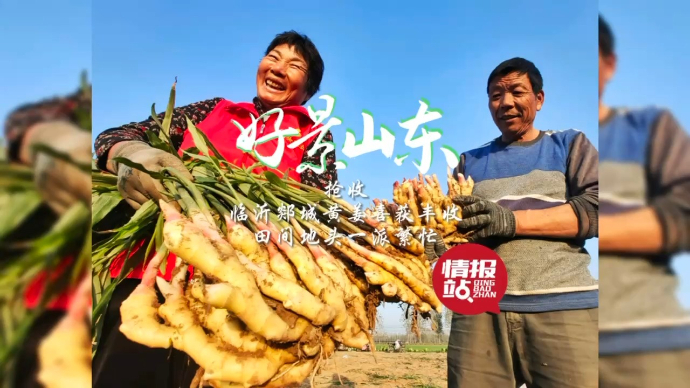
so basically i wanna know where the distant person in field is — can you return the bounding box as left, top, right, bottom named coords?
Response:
left=427, top=57, right=599, bottom=387
left=598, top=15, right=690, bottom=388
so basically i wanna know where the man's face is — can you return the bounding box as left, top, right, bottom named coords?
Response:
left=256, top=44, right=310, bottom=109
left=599, top=50, right=616, bottom=100
left=488, top=72, right=544, bottom=139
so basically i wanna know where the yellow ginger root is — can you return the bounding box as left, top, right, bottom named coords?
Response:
left=381, top=282, right=398, bottom=297
left=447, top=166, right=462, bottom=197
left=343, top=238, right=442, bottom=312
left=265, top=357, right=319, bottom=388
left=188, top=279, right=313, bottom=341
left=386, top=224, right=425, bottom=255
left=224, top=215, right=271, bottom=271
left=160, top=200, right=303, bottom=342
left=328, top=322, right=369, bottom=349
left=461, top=175, right=474, bottom=195
left=188, top=294, right=299, bottom=369
left=157, top=277, right=280, bottom=386
left=208, top=356, right=320, bottom=388
left=236, top=250, right=336, bottom=326
left=312, top=227, right=425, bottom=309
left=288, top=218, right=373, bottom=347
left=337, top=260, right=369, bottom=294
left=248, top=213, right=349, bottom=333
left=119, top=249, right=175, bottom=348
left=402, top=180, right=421, bottom=227
left=291, top=219, right=353, bottom=303
left=362, top=231, right=426, bottom=284
left=392, top=181, right=406, bottom=206
left=345, top=279, right=371, bottom=332
left=386, top=248, right=428, bottom=284
left=412, top=180, right=437, bottom=230
left=37, top=274, right=92, bottom=388
left=266, top=241, right=298, bottom=283
left=417, top=177, right=445, bottom=228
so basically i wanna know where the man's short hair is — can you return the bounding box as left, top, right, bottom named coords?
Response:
left=265, top=30, right=325, bottom=102
left=599, top=15, right=615, bottom=57
left=487, top=57, right=543, bottom=95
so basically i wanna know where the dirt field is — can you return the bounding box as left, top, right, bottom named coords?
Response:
left=300, top=351, right=447, bottom=388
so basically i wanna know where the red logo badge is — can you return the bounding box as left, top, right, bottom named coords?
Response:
left=432, top=243, right=508, bottom=315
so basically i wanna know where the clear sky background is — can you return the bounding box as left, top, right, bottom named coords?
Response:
left=600, top=1, right=690, bottom=310
left=2, top=0, right=604, bottom=334
left=0, top=0, right=91, bottom=138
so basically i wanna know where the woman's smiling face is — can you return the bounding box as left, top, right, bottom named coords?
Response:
left=256, top=44, right=309, bottom=109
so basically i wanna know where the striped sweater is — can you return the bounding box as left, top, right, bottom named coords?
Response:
left=599, top=107, right=690, bottom=355
left=453, top=129, right=599, bottom=312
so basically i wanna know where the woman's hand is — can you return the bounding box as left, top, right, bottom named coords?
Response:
left=19, top=121, right=91, bottom=215
left=107, top=141, right=192, bottom=209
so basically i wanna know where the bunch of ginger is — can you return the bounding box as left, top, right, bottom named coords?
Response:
left=109, top=164, right=473, bottom=387
left=368, top=168, right=474, bottom=247
left=117, top=193, right=444, bottom=387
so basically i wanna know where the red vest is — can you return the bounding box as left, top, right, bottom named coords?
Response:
left=24, top=256, right=77, bottom=310
left=108, top=99, right=316, bottom=280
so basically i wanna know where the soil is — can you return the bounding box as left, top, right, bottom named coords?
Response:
left=300, top=351, right=447, bottom=388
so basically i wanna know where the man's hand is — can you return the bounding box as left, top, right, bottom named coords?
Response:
left=107, top=141, right=192, bottom=209
left=19, top=121, right=91, bottom=215
left=424, top=237, right=449, bottom=261
left=454, top=195, right=516, bottom=241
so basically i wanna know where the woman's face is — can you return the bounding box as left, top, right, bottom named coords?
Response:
left=256, top=44, right=309, bottom=109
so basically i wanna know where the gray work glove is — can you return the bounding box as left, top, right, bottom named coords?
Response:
left=453, top=195, right=516, bottom=242
left=424, top=237, right=449, bottom=261
left=21, top=121, right=91, bottom=215
left=107, top=141, right=192, bottom=210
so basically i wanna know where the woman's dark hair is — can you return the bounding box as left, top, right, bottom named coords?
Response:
left=599, top=15, right=615, bottom=58
left=265, top=31, right=324, bottom=103
left=486, top=57, right=543, bottom=95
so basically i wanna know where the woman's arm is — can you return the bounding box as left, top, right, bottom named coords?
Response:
left=299, top=130, right=338, bottom=191
left=4, top=87, right=90, bottom=164
left=94, top=97, right=222, bottom=171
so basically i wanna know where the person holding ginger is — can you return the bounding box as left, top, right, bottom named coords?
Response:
left=91, top=30, right=338, bottom=388
left=428, top=57, right=599, bottom=388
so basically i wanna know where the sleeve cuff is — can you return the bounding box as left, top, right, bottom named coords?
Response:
left=568, top=196, right=598, bottom=239
left=7, top=133, right=24, bottom=162
left=651, top=197, right=690, bottom=254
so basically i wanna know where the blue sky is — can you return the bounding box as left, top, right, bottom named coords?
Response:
left=89, top=0, right=599, bottom=333
left=0, top=0, right=91, bottom=129
left=600, top=1, right=690, bottom=310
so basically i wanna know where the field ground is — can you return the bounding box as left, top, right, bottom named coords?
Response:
left=300, top=351, right=446, bottom=388
left=374, top=344, right=447, bottom=352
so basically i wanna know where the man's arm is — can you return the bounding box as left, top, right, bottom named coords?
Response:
left=94, top=97, right=222, bottom=173
left=513, top=204, right=580, bottom=238
left=514, top=132, right=599, bottom=239
left=599, top=111, right=690, bottom=254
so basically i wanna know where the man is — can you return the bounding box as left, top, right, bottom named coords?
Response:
left=431, top=57, right=599, bottom=387
left=598, top=15, right=690, bottom=388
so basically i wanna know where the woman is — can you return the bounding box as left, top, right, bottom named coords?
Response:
left=4, top=83, right=91, bottom=388
left=92, top=30, right=337, bottom=387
